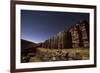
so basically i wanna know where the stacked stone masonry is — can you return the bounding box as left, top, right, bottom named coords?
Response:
left=41, top=20, right=89, bottom=49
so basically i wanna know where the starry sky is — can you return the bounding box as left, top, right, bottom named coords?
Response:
left=21, top=10, right=89, bottom=43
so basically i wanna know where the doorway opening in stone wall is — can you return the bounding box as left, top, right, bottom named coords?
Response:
left=21, top=10, right=90, bottom=63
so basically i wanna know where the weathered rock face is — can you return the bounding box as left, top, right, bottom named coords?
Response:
left=42, top=20, right=89, bottom=49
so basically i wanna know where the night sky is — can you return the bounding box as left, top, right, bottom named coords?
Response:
left=21, top=10, right=89, bottom=43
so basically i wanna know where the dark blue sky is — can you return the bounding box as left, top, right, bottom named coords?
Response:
left=21, top=10, right=89, bottom=43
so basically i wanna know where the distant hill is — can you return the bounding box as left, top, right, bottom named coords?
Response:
left=21, top=39, right=37, bottom=49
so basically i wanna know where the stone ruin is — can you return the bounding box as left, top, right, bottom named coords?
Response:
left=41, top=20, right=89, bottom=49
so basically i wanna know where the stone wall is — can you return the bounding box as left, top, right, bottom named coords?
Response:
left=41, top=20, right=89, bottom=49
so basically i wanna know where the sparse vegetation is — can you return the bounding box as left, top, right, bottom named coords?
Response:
left=28, top=48, right=89, bottom=62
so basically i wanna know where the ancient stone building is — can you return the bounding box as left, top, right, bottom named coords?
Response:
left=68, top=20, right=89, bottom=48
left=57, top=31, right=64, bottom=49
left=69, top=25, right=80, bottom=48
left=57, top=31, right=68, bottom=49
left=41, top=20, right=89, bottom=49
left=79, top=20, right=89, bottom=48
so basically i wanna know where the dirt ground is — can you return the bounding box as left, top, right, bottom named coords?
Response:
left=28, top=48, right=89, bottom=62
